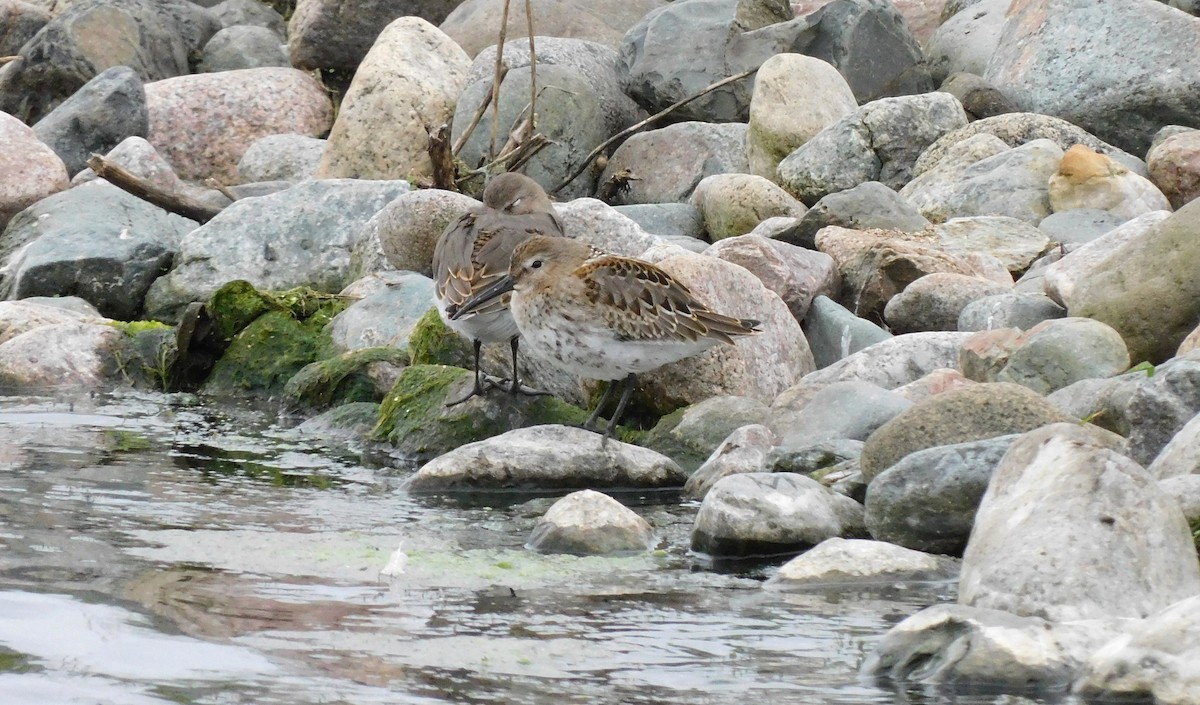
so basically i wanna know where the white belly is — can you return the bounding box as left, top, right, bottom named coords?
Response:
left=436, top=299, right=519, bottom=344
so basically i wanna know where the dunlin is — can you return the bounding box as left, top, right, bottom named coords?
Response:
left=451, top=236, right=761, bottom=437
left=433, top=172, right=564, bottom=405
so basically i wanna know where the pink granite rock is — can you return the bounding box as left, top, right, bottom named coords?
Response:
left=1148, top=130, right=1200, bottom=210
left=0, top=111, right=68, bottom=228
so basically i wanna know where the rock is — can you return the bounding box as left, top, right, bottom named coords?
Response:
left=957, top=292, right=1065, bottom=332
left=989, top=318, right=1131, bottom=395
left=691, top=472, right=866, bottom=557
left=771, top=380, right=913, bottom=452
left=236, top=133, right=326, bottom=184
left=1160, top=474, right=1200, bottom=522
left=198, top=25, right=289, bottom=72
left=765, top=537, right=957, bottom=588
left=801, top=295, right=892, bottom=369
left=0, top=0, right=218, bottom=123
left=984, top=0, right=1200, bottom=155
left=527, top=490, right=656, bottom=555
left=683, top=424, right=776, bottom=500
left=0, top=299, right=103, bottom=345
left=441, top=0, right=666, bottom=58
left=704, top=235, right=838, bottom=321
left=146, top=67, right=333, bottom=182
left=778, top=92, right=968, bottom=204
left=789, top=331, right=971, bottom=403
left=317, top=18, right=468, bottom=183
left=900, top=138, right=1063, bottom=225
left=0, top=0, right=49, bottom=57
left=1147, top=128, right=1200, bottom=209
left=931, top=216, right=1050, bottom=274
left=1148, top=412, right=1200, bottom=479
left=209, top=0, right=285, bottom=36
left=30, top=65, right=147, bottom=176
left=643, top=395, right=772, bottom=472
left=1042, top=210, right=1172, bottom=308
left=688, top=174, right=807, bottom=240
left=860, top=382, right=1075, bottom=479
left=612, top=204, right=705, bottom=240
left=924, top=0, right=1007, bottom=83
left=0, top=181, right=195, bottom=320
left=939, top=71, right=1017, bottom=121
left=295, top=402, right=380, bottom=445
left=71, top=136, right=182, bottom=191
left=0, top=321, right=124, bottom=390
left=289, top=0, right=465, bottom=74
left=864, top=435, right=1017, bottom=554
left=1180, top=326, right=1200, bottom=357
left=0, top=111, right=67, bottom=230
left=1048, top=144, right=1172, bottom=220
left=1037, top=209, right=1126, bottom=251
left=599, top=122, right=749, bottom=204
left=328, top=272, right=435, bottom=353
left=1073, top=595, right=1200, bottom=705
left=1125, top=353, right=1200, bottom=467
left=406, top=423, right=684, bottom=492
left=368, top=188, right=479, bottom=278
left=892, top=367, right=976, bottom=403
left=778, top=182, right=930, bottom=251
left=1068, top=199, right=1200, bottom=363
left=145, top=179, right=410, bottom=322
left=766, top=436, right=863, bottom=474
left=746, top=52, right=858, bottom=180
left=960, top=423, right=1200, bottom=621
left=559, top=199, right=662, bottom=257
left=884, top=272, right=1012, bottom=334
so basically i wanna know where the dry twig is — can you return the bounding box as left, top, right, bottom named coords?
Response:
left=452, top=64, right=508, bottom=156
left=488, top=0, right=513, bottom=160
left=87, top=154, right=223, bottom=223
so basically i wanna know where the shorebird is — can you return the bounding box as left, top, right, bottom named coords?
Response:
left=450, top=236, right=761, bottom=437
left=433, top=172, right=564, bottom=406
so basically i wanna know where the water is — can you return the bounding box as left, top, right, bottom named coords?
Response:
left=0, top=390, right=1079, bottom=704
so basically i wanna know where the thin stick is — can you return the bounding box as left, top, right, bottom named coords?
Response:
left=525, top=0, right=537, bottom=142
left=488, top=0, right=512, bottom=161
left=87, top=154, right=223, bottom=223
left=452, top=64, right=508, bottom=156
left=549, top=67, right=759, bottom=195
left=0, top=56, right=18, bottom=66
left=203, top=177, right=239, bottom=203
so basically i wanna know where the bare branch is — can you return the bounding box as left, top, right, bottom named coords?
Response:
left=488, top=0, right=513, bottom=160
left=427, top=123, right=457, bottom=191
left=87, top=154, right=223, bottom=223
left=452, top=64, right=508, bottom=156
left=525, top=0, right=537, bottom=143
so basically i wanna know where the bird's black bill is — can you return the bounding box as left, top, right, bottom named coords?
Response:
left=449, top=275, right=516, bottom=320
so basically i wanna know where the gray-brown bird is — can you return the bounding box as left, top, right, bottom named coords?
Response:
left=433, top=172, right=564, bottom=405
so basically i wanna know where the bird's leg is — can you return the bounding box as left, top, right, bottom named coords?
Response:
left=583, top=379, right=619, bottom=431
left=445, top=339, right=489, bottom=407
left=505, top=337, right=550, bottom=397
left=602, top=374, right=638, bottom=443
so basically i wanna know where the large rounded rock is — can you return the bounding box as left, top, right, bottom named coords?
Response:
left=765, top=537, right=957, bottom=589
left=0, top=299, right=104, bottom=345
left=71, top=136, right=182, bottom=192
left=691, top=472, right=866, bottom=557
left=704, top=235, right=838, bottom=321
left=146, top=67, right=333, bottom=182
left=527, top=490, right=656, bottom=555
left=30, top=65, right=148, bottom=176
left=327, top=272, right=435, bottom=353
left=1048, top=144, right=1172, bottom=220
left=992, top=318, right=1131, bottom=395
left=317, top=18, right=468, bottom=183
left=924, top=0, right=1007, bottom=83
left=683, top=424, right=775, bottom=500
left=237, top=134, right=326, bottom=184
left=642, top=394, right=772, bottom=472
left=368, top=188, right=479, bottom=278
left=800, top=295, right=892, bottom=369
left=932, top=216, right=1050, bottom=275
left=0, top=0, right=49, bottom=57
left=883, top=272, right=1012, bottom=334
left=599, top=122, right=748, bottom=204
left=1147, top=411, right=1200, bottom=480
left=960, top=423, right=1200, bottom=621
left=958, top=292, right=1066, bottom=332
left=771, top=380, right=913, bottom=452
left=1124, top=353, right=1200, bottom=467
left=406, top=424, right=685, bottom=492
left=1042, top=210, right=1171, bottom=308
left=0, top=322, right=124, bottom=390
left=440, top=0, right=666, bottom=57
left=198, top=25, right=289, bottom=73
left=860, top=382, right=1075, bottom=479
left=289, top=0, right=464, bottom=74
left=209, top=0, right=286, bottom=35
left=688, top=173, right=807, bottom=240
left=779, top=181, right=931, bottom=250
left=0, top=111, right=67, bottom=230
left=1147, top=128, right=1200, bottom=210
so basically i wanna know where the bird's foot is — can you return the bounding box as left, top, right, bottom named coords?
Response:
left=503, top=378, right=552, bottom=397
left=444, top=376, right=504, bottom=407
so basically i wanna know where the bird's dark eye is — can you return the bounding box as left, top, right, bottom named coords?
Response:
left=530, top=259, right=543, bottom=269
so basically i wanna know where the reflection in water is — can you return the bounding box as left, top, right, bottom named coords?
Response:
left=0, top=391, right=1078, bottom=705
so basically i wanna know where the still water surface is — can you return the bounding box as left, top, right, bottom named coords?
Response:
left=0, top=390, right=1081, bottom=704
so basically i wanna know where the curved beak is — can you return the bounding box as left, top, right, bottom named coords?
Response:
left=448, top=275, right=516, bottom=320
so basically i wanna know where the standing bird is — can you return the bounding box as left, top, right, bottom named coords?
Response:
left=433, top=172, right=564, bottom=406
left=451, top=236, right=761, bottom=437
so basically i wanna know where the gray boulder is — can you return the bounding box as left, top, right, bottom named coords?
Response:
left=527, top=490, right=656, bottom=555
left=766, top=537, right=957, bottom=589
left=777, top=181, right=931, bottom=251
left=210, top=0, right=286, bottom=36
left=1037, top=209, right=1126, bottom=251
left=992, top=318, right=1131, bottom=396
left=958, top=292, right=1066, bottom=332
left=800, top=295, right=893, bottom=369
left=643, top=395, right=772, bottom=473
left=612, top=204, right=705, bottom=240
left=0, top=0, right=49, bottom=57
left=789, top=331, right=970, bottom=401
left=883, top=273, right=1011, bottom=334
left=72, top=136, right=182, bottom=191
left=704, top=235, right=837, bottom=320
left=1125, top=352, right=1200, bottom=467
left=939, top=71, right=1016, bottom=121
left=924, top=0, right=1007, bottom=83
left=440, top=0, right=666, bottom=58
left=328, top=272, right=435, bottom=353
left=289, top=0, right=464, bottom=74
left=237, top=134, right=326, bottom=183
left=600, top=122, right=748, bottom=204
left=198, top=25, right=289, bottom=72
left=31, top=65, right=148, bottom=176
left=684, top=424, right=775, bottom=500
left=368, top=188, right=479, bottom=278
left=932, top=216, right=1050, bottom=275
left=1147, top=411, right=1200, bottom=479
left=770, top=380, right=913, bottom=451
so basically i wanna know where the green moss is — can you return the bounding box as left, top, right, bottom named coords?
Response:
left=102, top=429, right=152, bottom=452
left=282, top=346, right=409, bottom=412
left=408, top=307, right=474, bottom=368
left=204, top=311, right=328, bottom=395
left=105, top=322, right=178, bottom=391
left=106, top=320, right=173, bottom=336
left=207, top=280, right=273, bottom=344
left=637, top=406, right=710, bottom=471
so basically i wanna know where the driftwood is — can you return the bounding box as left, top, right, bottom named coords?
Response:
left=428, top=123, right=457, bottom=191
left=86, top=154, right=223, bottom=224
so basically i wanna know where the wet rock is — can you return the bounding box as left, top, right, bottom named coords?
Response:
left=691, top=472, right=866, bottom=558
left=771, top=380, right=913, bottom=453
left=746, top=52, right=858, bottom=180
left=0, top=299, right=104, bottom=345
left=289, top=0, right=465, bottom=74
left=961, top=423, right=1200, bottom=621
left=528, top=490, right=656, bottom=555
left=900, top=138, right=1062, bottom=225
left=1042, top=210, right=1172, bottom=308
left=198, top=25, right=289, bottom=72
left=209, top=0, right=285, bottom=36
left=0, top=0, right=218, bottom=123
left=146, top=67, right=333, bottom=182
left=1148, top=411, right=1200, bottom=480
left=295, top=401, right=381, bottom=444
left=612, top=204, right=705, bottom=240
left=884, top=273, right=1011, bottom=334
left=778, top=92, right=968, bottom=204
left=688, top=174, right=807, bottom=240
left=406, top=307, right=473, bottom=370
left=704, top=235, right=838, bottom=321
left=366, top=188, right=478, bottom=279
left=0, top=111, right=67, bottom=230
left=0, top=181, right=195, bottom=320
left=984, top=0, right=1200, bottom=155
left=0, top=321, right=126, bottom=390
left=1073, top=595, right=1200, bottom=704
left=957, top=292, right=1066, bottom=332
left=405, top=422, right=683, bottom=491
left=71, top=136, right=182, bottom=191
left=281, top=346, right=409, bottom=414
left=328, top=272, right=435, bottom=353
left=642, top=395, right=771, bottom=473
left=600, top=122, right=748, bottom=205
left=683, top=424, right=776, bottom=500
left=441, top=0, right=666, bottom=58
left=859, top=382, right=1075, bottom=480
left=800, top=295, right=893, bottom=369
left=145, top=179, right=410, bottom=322
left=1068, top=199, right=1200, bottom=363
left=318, top=18, right=468, bottom=183
left=864, top=435, right=1018, bottom=554
left=765, top=537, right=957, bottom=589
left=236, top=134, right=326, bottom=184
left=31, top=65, right=147, bottom=176
left=1147, top=128, right=1200, bottom=210
left=931, top=216, right=1050, bottom=274
left=1048, top=144, right=1171, bottom=220
left=788, top=331, right=971, bottom=402
left=766, top=437, right=863, bottom=476
left=778, top=181, right=931, bottom=251
left=923, top=0, right=1007, bottom=83
left=939, top=72, right=1016, bottom=121
left=1124, top=353, right=1200, bottom=467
